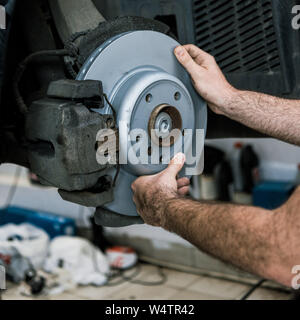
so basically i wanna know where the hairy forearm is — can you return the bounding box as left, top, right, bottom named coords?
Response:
left=163, top=198, right=290, bottom=285
left=222, top=90, right=300, bottom=146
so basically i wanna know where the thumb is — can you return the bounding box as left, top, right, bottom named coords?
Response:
left=174, top=46, right=199, bottom=78
left=163, top=153, right=186, bottom=177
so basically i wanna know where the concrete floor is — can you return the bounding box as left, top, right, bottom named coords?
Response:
left=1, top=263, right=292, bottom=300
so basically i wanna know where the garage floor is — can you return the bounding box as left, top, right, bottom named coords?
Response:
left=1, top=263, right=293, bottom=300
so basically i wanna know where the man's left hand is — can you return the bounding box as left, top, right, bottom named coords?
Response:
left=131, top=153, right=190, bottom=227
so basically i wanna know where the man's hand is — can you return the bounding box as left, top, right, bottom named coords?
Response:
left=174, top=44, right=237, bottom=115
left=174, top=44, right=300, bottom=146
left=131, top=153, right=190, bottom=227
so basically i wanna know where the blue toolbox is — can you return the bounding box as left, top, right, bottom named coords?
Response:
left=253, top=181, right=295, bottom=210
left=0, top=206, right=76, bottom=239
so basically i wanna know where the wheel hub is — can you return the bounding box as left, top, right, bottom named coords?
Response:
left=149, top=104, right=182, bottom=146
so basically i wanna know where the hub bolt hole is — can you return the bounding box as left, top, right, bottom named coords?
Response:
left=146, top=94, right=153, bottom=103
left=174, top=92, right=181, bottom=101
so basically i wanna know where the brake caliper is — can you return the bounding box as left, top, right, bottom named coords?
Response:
left=26, top=79, right=115, bottom=208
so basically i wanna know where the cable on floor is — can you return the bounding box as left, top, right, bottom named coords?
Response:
left=240, top=279, right=266, bottom=300
left=106, top=264, right=167, bottom=287
left=105, top=265, right=141, bottom=287
left=122, top=265, right=166, bottom=286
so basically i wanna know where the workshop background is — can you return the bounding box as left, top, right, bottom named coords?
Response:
left=0, top=137, right=298, bottom=300
left=1, top=0, right=300, bottom=301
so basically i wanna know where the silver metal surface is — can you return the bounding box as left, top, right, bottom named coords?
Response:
left=77, top=31, right=207, bottom=216
left=155, top=112, right=172, bottom=138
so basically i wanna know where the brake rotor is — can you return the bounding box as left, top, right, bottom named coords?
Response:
left=77, top=30, right=207, bottom=216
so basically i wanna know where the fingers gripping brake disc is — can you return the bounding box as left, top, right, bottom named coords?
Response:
left=77, top=30, right=207, bottom=217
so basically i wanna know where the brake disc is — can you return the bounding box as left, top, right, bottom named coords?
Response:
left=77, top=30, right=207, bottom=216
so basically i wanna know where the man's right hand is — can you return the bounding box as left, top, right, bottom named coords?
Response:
left=174, top=44, right=238, bottom=116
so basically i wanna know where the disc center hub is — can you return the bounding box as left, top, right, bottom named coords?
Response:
left=148, top=104, right=182, bottom=146
left=155, top=112, right=172, bottom=136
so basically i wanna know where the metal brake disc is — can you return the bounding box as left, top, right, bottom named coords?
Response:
left=77, top=30, right=207, bottom=216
